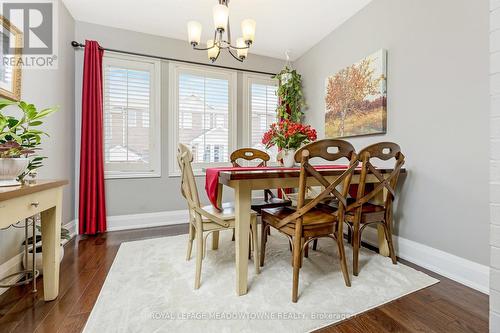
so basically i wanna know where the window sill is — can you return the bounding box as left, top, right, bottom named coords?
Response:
left=105, top=171, right=161, bottom=180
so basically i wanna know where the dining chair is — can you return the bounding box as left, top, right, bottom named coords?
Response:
left=230, top=148, right=292, bottom=254
left=345, top=142, right=405, bottom=276
left=230, top=148, right=292, bottom=213
left=177, top=143, right=260, bottom=289
left=260, top=139, right=358, bottom=302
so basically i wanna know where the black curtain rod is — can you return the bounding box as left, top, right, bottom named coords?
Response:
left=70, top=41, right=276, bottom=77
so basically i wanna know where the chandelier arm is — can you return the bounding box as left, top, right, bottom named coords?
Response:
left=213, top=47, right=221, bottom=62
left=229, top=44, right=250, bottom=50
left=228, top=48, right=243, bottom=62
left=193, top=45, right=216, bottom=51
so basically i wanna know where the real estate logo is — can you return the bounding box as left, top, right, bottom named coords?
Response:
left=0, top=0, right=58, bottom=69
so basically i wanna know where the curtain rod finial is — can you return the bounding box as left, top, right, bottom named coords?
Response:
left=71, top=41, right=83, bottom=48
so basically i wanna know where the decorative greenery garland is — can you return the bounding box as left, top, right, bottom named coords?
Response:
left=274, top=66, right=306, bottom=123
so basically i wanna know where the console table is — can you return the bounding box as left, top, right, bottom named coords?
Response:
left=0, top=180, right=68, bottom=301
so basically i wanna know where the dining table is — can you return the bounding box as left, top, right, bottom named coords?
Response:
left=205, top=165, right=407, bottom=296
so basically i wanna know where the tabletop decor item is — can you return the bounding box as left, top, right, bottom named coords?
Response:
left=325, top=49, right=387, bottom=138
left=0, top=99, right=58, bottom=186
left=262, top=119, right=317, bottom=167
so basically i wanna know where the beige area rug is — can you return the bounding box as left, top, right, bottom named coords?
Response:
left=83, top=230, right=438, bottom=333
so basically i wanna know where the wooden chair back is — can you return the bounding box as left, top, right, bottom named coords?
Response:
left=274, top=139, right=358, bottom=229
left=177, top=143, right=201, bottom=211
left=347, top=142, right=405, bottom=212
left=230, top=148, right=270, bottom=167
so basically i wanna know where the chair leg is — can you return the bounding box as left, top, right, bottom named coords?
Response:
left=212, top=231, right=219, bottom=250
left=251, top=217, right=260, bottom=274
left=384, top=221, right=397, bottom=265
left=304, top=237, right=309, bottom=258
left=194, top=228, right=203, bottom=289
left=353, top=222, right=360, bottom=276
left=267, top=228, right=271, bottom=236
left=336, top=231, right=351, bottom=287
left=186, top=223, right=195, bottom=261
left=312, top=239, right=318, bottom=251
left=232, top=229, right=235, bottom=241
left=248, top=231, right=252, bottom=259
left=260, top=221, right=267, bottom=267
left=292, top=234, right=302, bottom=303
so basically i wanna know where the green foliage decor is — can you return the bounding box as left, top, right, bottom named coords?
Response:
left=0, top=99, right=58, bottom=181
left=273, top=66, right=306, bottom=122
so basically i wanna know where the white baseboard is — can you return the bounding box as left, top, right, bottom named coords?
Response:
left=361, top=227, right=490, bottom=294
left=0, top=220, right=78, bottom=296
left=106, top=210, right=189, bottom=232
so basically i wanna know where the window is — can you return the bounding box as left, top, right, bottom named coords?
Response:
left=103, top=53, right=161, bottom=178
left=243, top=74, right=279, bottom=161
left=128, top=110, right=137, bottom=127
left=180, top=112, right=193, bottom=129
left=169, top=63, right=237, bottom=175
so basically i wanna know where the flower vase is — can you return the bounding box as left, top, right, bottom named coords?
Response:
left=281, top=149, right=296, bottom=168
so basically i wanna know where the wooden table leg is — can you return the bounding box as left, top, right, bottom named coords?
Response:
left=40, top=188, right=62, bottom=301
left=234, top=182, right=251, bottom=296
left=376, top=182, right=390, bottom=257
left=212, top=231, right=219, bottom=250
left=212, top=183, right=224, bottom=250
left=377, top=224, right=390, bottom=257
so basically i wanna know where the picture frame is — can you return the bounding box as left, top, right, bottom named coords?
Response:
left=325, top=49, right=387, bottom=138
left=0, top=15, right=22, bottom=101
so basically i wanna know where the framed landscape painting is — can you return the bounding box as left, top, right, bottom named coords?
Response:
left=325, top=49, right=387, bottom=138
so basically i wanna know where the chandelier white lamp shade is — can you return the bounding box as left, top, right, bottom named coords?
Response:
left=212, top=4, right=229, bottom=31
left=187, top=0, right=255, bottom=63
left=241, top=19, right=256, bottom=44
left=187, top=21, right=202, bottom=45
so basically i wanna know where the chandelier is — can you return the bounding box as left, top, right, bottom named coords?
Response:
left=187, top=0, right=256, bottom=63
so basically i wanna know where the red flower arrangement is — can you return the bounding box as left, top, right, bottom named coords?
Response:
left=262, top=119, right=317, bottom=150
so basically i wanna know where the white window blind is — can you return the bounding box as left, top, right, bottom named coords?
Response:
left=245, top=76, right=279, bottom=161
left=169, top=63, right=236, bottom=174
left=103, top=53, right=161, bottom=178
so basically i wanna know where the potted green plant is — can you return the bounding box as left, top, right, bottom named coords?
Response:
left=274, top=66, right=306, bottom=122
left=0, top=99, right=58, bottom=186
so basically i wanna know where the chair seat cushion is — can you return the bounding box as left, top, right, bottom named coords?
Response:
left=201, top=202, right=257, bottom=221
left=345, top=203, right=385, bottom=223
left=251, top=197, right=292, bottom=212
left=261, top=206, right=338, bottom=231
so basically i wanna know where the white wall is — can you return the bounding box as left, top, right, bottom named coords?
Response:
left=0, top=0, right=75, bottom=268
left=294, top=0, right=490, bottom=266
left=491, top=0, right=500, bottom=330
left=74, top=21, right=285, bottom=217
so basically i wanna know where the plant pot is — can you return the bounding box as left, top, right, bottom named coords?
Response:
left=22, top=242, right=64, bottom=275
left=0, top=157, right=28, bottom=186
left=282, top=149, right=296, bottom=168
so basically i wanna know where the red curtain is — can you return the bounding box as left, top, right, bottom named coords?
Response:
left=79, top=40, right=107, bottom=235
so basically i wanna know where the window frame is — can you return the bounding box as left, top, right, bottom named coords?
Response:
left=242, top=73, right=279, bottom=164
left=102, top=52, right=162, bottom=179
left=168, top=62, right=237, bottom=176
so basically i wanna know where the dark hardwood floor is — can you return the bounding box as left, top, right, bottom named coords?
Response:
left=0, top=224, right=489, bottom=333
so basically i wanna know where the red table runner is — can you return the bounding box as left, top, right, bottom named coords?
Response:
left=205, top=165, right=350, bottom=210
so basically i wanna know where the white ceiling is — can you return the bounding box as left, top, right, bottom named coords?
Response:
left=62, top=0, right=372, bottom=60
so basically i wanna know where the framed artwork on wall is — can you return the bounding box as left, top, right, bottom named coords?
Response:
left=325, top=49, right=387, bottom=138
left=0, top=15, right=22, bottom=101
